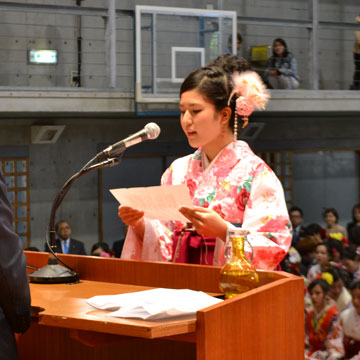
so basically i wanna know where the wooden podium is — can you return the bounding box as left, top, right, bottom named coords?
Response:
left=19, top=251, right=304, bottom=360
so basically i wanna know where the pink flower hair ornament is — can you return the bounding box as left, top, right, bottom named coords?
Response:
left=228, top=71, right=270, bottom=131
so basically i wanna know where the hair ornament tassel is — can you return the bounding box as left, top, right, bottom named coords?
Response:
left=228, top=71, right=270, bottom=128
left=233, top=113, right=238, bottom=139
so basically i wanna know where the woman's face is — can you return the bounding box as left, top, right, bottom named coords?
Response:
left=179, top=89, right=230, bottom=160
left=351, top=288, right=360, bottom=315
left=310, top=284, right=327, bottom=312
left=315, top=245, right=329, bottom=267
left=273, top=41, right=285, bottom=56
left=325, top=212, right=337, bottom=226
left=330, top=279, right=343, bottom=301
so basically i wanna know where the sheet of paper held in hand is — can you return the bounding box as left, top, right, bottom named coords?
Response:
left=110, top=184, right=193, bottom=222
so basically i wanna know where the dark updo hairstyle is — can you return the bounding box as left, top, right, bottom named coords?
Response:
left=209, top=54, right=253, bottom=75
left=349, top=279, right=360, bottom=291
left=342, top=245, right=358, bottom=261
left=323, top=208, right=339, bottom=223
left=327, top=237, right=344, bottom=257
left=304, top=223, right=323, bottom=237
left=327, top=264, right=351, bottom=288
left=327, top=266, right=343, bottom=283
left=91, top=242, right=111, bottom=254
left=272, top=38, right=289, bottom=58
left=308, top=278, right=331, bottom=294
left=297, top=236, right=317, bottom=257
left=180, top=55, right=253, bottom=132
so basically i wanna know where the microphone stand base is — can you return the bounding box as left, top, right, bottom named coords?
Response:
left=29, top=263, right=79, bottom=284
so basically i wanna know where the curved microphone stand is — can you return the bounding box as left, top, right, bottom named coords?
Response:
left=29, top=157, right=120, bottom=284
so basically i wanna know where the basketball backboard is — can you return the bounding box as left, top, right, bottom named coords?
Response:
left=135, top=5, right=237, bottom=110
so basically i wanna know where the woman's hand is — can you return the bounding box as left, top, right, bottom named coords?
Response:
left=179, top=206, right=227, bottom=241
left=268, top=69, right=278, bottom=76
left=118, top=206, right=145, bottom=239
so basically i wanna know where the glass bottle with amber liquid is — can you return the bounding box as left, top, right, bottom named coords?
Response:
left=219, top=230, right=259, bottom=299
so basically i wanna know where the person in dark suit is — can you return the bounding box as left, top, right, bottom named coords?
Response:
left=0, top=168, right=31, bottom=359
left=44, top=220, right=86, bottom=255
left=289, top=206, right=306, bottom=249
left=112, top=239, right=125, bottom=258
left=112, top=223, right=128, bottom=258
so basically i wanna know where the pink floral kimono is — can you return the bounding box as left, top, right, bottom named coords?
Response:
left=121, top=140, right=292, bottom=270
left=340, top=306, right=360, bottom=359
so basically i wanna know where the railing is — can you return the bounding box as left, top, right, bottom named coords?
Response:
left=0, top=1, right=359, bottom=93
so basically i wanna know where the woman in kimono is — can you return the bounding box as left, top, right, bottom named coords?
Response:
left=307, top=242, right=333, bottom=283
left=305, top=278, right=344, bottom=360
left=339, top=279, right=360, bottom=360
left=118, top=55, right=292, bottom=270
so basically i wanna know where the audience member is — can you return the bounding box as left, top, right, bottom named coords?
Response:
left=280, top=207, right=303, bottom=275
left=349, top=226, right=360, bottom=249
left=307, top=242, right=333, bottom=282
left=112, top=223, right=128, bottom=258
left=263, top=38, right=300, bottom=89
left=289, top=206, right=306, bottom=248
left=280, top=246, right=301, bottom=276
left=323, top=208, right=348, bottom=242
left=304, top=223, right=325, bottom=244
left=350, top=16, right=360, bottom=90
left=297, top=236, right=317, bottom=277
left=339, top=279, right=360, bottom=359
left=347, top=203, right=360, bottom=245
left=341, top=246, right=360, bottom=282
left=305, top=278, right=344, bottom=359
left=327, top=266, right=352, bottom=312
left=44, top=220, right=86, bottom=255
left=226, top=33, right=242, bottom=56
left=327, top=237, right=344, bottom=265
left=0, top=167, right=31, bottom=359
left=24, top=246, right=39, bottom=252
left=91, top=242, right=113, bottom=258
left=112, top=239, right=124, bottom=258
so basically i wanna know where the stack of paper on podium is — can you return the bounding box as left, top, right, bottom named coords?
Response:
left=87, top=288, right=223, bottom=320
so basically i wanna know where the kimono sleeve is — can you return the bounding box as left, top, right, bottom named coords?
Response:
left=326, top=318, right=345, bottom=360
left=121, top=164, right=178, bottom=262
left=241, top=164, right=292, bottom=270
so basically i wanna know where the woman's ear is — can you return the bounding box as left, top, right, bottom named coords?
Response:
left=220, top=107, right=232, bottom=125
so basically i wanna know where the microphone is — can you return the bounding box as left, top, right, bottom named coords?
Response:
left=96, top=122, right=161, bottom=161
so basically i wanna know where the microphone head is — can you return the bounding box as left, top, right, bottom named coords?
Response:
left=145, top=122, right=161, bottom=140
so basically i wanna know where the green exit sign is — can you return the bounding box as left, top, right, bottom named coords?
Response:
left=28, top=50, right=58, bottom=64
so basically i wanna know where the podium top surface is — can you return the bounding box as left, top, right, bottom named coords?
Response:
left=30, top=280, right=197, bottom=339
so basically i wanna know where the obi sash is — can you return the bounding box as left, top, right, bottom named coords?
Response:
left=172, top=225, right=216, bottom=265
